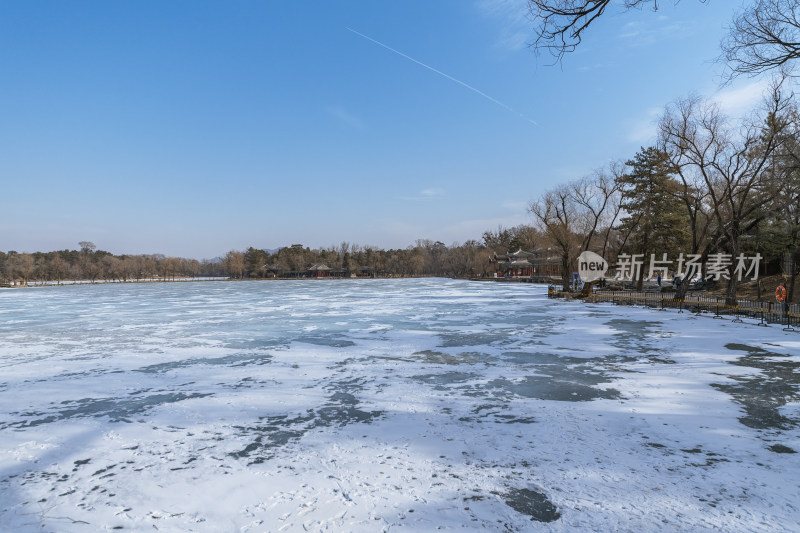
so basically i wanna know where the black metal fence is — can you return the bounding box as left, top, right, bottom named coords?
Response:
left=547, top=286, right=800, bottom=330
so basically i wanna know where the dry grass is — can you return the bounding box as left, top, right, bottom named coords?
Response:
left=704, top=274, right=794, bottom=303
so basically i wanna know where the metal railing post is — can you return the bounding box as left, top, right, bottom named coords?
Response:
left=784, top=302, right=795, bottom=332
left=758, top=305, right=767, bottom=326
left=713, top=299, right=723, bottom=319
left=732, top=303, right=743, bottom=323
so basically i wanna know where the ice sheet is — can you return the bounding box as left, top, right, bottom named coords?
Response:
left=1, top=279, right=798, bottom=531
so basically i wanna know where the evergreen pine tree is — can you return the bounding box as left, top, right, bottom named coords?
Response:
left=616, top=146, right=690, bottom=290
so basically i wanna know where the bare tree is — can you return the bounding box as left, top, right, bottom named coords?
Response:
left=444, top=240, right=488, bottom=278
left=597, top=162, right=625, bottom=258
left=530, top=185, right=581, bottom=290
left=482, top=225, right=540, bottom=253
left=754, top=93, right=800, bottom=299
left=658, top=117, right=714, bottom=263
left=660, top=77, right=795, bottom=304
left=223, top=251, right=245, bottom=279
left=186, top=259, right=201, bottom=279
left=721, top=0, right=800, bottom=80
left=569, top=170, right=622, bottom=255
left=406, top=248, right=425, bottom=276
left=163, top=257, right=181, bottom=281
left=78, top=241, right=96, bottom=254
left=530, top=169, right=622, bottom=290
left=7, top=253, right=35, bottom=285
left=49, top=255, right=68, bottom=284
left=102, top=256, right=123, bottom=282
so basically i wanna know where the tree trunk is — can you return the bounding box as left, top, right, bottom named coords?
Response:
left=677, top=279, right=689, bottom=300
left=636, top=236, right=649, bottom=292
left=561, top=252, right=570, bottom=292
left=789, top=238, right=799, bottom=303
left=724, top=241, right=739, bottom=306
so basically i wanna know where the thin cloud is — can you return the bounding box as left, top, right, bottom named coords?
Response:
left=476, top=0, right=526, bottom=21
left=553, top=164, right=593, bottom=181
left=326, top=105, right=365, bottom=129
left=400, top=188, right=446, bottom=201
left=627, top=106, right=662, bottom=144
left=618, top=21, right=646, bottom=40
left=501, top=200, right=528, bottom=211
left=577, top=62, right=615, bottom=72
left=626, top=80, right=770, bottom=144
left=495, top=30, right=530, bottom=52
left=475, top=0, right=532, bottom=51
left=710, top=79, right=771, bottom=118
left=618, top=17, right=699, bottom=47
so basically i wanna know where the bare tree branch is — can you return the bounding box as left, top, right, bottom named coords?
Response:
left=528, top=1, right=690, bottom=61
left=721, top=0, right=800, bottom=81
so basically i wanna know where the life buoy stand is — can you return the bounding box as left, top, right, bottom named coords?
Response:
left=776, top=284, right=787, bottom=303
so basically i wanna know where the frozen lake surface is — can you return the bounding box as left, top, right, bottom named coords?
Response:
left=1, top=278, right=798, bottom=532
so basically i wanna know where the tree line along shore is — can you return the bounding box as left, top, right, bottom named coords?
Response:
left=0, top=237, right=526, bottom=287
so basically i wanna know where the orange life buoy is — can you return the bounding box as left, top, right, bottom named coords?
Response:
left=776, top=285, right=787, bottom=303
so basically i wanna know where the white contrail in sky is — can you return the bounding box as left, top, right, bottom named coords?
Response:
left=346, top=27, right=537, bottom=126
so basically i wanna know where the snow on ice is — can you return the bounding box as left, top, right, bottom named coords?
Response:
left=0, top=279, right=798, bottom=531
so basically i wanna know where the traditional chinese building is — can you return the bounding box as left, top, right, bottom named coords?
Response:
left=308, top=264, right=332, bottom=278
left=490, top=249, right=560, bottom=278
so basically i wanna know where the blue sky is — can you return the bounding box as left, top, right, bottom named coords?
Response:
left=0, top=0, right=770, bottom=259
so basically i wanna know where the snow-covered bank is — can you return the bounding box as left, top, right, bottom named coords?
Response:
left=0, top=279, right=798, bottom=531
